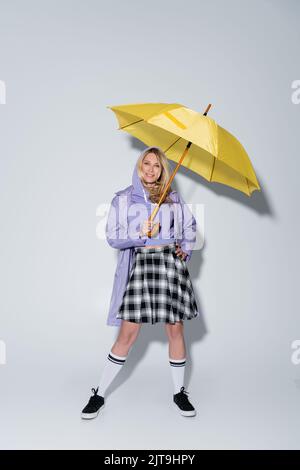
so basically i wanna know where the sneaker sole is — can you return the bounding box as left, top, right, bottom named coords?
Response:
left=81, top=404, right=105, bottom=419
left=173, top=402, right=196, bottom=417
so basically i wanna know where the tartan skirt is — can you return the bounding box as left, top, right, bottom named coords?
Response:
left=116, top=242, right=199, bottom=324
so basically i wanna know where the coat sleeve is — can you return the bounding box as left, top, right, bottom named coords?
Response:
left=176, top=193, right=197, bottom=264
left=105, top=194, right=148, bottom=250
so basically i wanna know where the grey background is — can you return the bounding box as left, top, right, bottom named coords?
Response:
left=0, top=0, right=300, bottom=450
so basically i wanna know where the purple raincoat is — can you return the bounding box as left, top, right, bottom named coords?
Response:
left=105, top=147, right=197, bottom=327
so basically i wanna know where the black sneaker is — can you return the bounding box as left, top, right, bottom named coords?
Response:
left=173, top=386, right=196, bottom=417
left=81, top=387, right=105, bottom=420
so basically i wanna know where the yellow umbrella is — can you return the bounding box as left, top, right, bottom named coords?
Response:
left=107, top=102, right=260, bottom=235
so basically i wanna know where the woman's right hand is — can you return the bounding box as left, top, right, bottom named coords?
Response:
left=140, top=219, right=158, bottom=237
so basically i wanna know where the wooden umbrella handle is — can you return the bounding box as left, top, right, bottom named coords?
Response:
left=145, top=144, right=190, bottom=238
left=149, top=141, right=191, bottom=222
left=146, top=103, right=212, bottom=237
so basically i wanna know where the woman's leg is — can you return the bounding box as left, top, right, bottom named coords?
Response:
left=111, top=319, right=142, bottom=356
left=96, top=320, right=142, bottom=396
left=165, top=321, right=186, bottom=359
left=164, top=321, right=186, bottom=394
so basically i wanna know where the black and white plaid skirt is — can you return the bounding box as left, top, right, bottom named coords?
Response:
left=116, top=242, right=199, bottom=324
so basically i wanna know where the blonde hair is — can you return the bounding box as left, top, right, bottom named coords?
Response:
left=137, top=147, right=173, bottom=204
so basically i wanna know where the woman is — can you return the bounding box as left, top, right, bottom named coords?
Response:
left=81, top=146, right=199, bottom=419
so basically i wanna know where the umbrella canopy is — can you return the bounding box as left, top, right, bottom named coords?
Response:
left=107, top=102, right=260, bottom=197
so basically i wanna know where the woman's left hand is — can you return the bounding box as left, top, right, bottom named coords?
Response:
left=175, top=243, right=188, bottom=261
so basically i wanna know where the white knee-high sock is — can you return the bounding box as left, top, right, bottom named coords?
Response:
left=96, top=350, right=128, bottom=397
left=169, top=357, right=186, bottom=394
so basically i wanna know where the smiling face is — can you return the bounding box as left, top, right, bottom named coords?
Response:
left=141, top=152, right=162, bottom=185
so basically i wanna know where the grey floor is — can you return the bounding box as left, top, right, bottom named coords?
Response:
left=1, top=322, right=299, bottom=450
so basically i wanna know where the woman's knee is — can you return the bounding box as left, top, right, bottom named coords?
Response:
left=116, top=320, right=141, bottom=347
left=165, top=321, right=184, bottom=341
